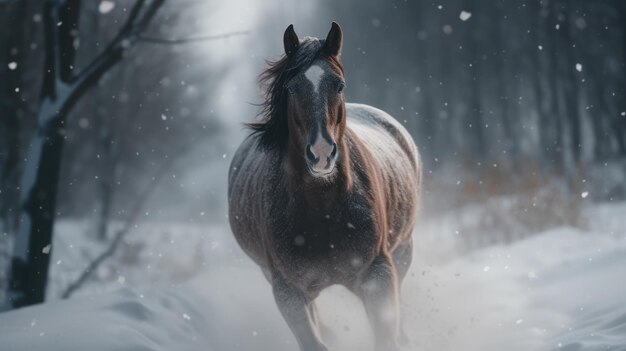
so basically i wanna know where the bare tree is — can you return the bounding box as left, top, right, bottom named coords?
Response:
left=5, top=0, right=165, bottom=310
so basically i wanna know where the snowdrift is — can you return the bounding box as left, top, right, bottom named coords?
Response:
left=1, top=206, right=625, bottom=351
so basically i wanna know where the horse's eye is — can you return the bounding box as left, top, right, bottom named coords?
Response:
left=337, top=83, right=345, bottom=94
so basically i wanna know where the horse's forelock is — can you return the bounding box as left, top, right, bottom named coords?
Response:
left=248, top=38, right=343, bottom=149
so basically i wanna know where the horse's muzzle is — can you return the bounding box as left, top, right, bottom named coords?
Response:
left=305, top=140, right=338, bottom=176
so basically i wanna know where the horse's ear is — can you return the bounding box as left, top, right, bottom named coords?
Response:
left=283, top=24, right=299, bottom=58
left=323, top=22, right=343, bottom=57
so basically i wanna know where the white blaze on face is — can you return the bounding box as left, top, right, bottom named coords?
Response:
left=304, top=65, right=325, bottom=94
left=303, top=63, right=336, bottom=175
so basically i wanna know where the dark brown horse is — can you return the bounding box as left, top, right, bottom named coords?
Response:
left=228, top=22, right=421, bottom=351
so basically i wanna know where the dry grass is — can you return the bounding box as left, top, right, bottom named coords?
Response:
left=422, top=160, right=588, bottom=253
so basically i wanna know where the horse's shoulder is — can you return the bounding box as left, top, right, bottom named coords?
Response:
left=232, top=133, right=280, bottom=165
left=229, top=133, right=280, bottom=195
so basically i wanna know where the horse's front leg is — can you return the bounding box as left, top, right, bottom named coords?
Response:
left=355, top=254, right=402, bottom=351
left=272, top=275, right=328, bottom=351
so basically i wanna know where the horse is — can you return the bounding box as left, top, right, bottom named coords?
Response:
left=228, top=22, right=421, bottom=351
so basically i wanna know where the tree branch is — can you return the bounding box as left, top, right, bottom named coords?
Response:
left=40, top=0, right=61, bottom=99
left=58, top=0, right=81, bottom=82
left=63, top=0, right=165, bottom=112
left=138, top=30, right=249, bottom=44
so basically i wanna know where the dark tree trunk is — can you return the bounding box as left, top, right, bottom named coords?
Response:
left=4, top=0, right=164, bottom=310
left=0, top=0, right=29, bottom=237
left=546, top=0, right=565, bottom=171
left=464, top=0, right=486, bottom=159
left=6, top=0, right=81, bottom=309
left=611, top=1, right=626, bottom=156
left=496, top=3, right=517, bottom=168
left=528, top=0, right=548, bottom=162
left=559, top=1, right=582, bottom=168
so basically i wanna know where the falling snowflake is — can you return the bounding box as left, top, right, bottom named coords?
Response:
left=575, top=63, right=583, bottom=72
left=182, top=313, right=191, bottom=320
left=581, top=191, right=589, bottom=198
left=98, top=1, right=115, bottom=14
left=42, top=244, right=51, bottom=254
left=459, top=11, right=472, bottom=21
left=294, top=235, right=305, bottom=246
left=7, top=62, right=17, bottom=70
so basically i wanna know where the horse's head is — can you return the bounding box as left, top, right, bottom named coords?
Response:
left=283, top=23, right=346, bottom=177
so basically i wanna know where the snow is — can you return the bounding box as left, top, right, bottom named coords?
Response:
left=1, top=202, right=625, bottom=350
left=0, top=289, right=212, bottom=351
left=459, top=11, right=472, bottom=21
left=98, top=1, right=115, bottom=14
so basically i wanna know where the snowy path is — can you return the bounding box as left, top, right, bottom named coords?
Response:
left=1, top=204, right=625, bottom=351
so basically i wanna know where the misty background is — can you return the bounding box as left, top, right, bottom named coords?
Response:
left=1, top=0, right=626, bottom=350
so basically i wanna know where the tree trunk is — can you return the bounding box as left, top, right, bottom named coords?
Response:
left=6, top=0, right=80, bottom=309
left=0, top=0, right=29, bottom=238
left=464, top=0, right=486, bottom=159
left=4, top=0, right=164, bottom=310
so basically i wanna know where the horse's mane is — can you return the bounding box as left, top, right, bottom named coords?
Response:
left=247, top=37, right=343, bottom=149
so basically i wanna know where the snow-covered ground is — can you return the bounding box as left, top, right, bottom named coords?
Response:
left=1, top=202, right=625, bottom=351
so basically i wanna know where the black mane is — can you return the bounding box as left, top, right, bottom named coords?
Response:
left=247, top=37, right=326, bottom=149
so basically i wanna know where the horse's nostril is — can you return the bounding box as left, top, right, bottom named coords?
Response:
left=330, top=143, right=337, bottom=158
left=306, top=144, right=317, bottom=162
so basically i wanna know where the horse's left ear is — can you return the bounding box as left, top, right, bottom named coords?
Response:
left=323, top=22, right=343, bottom=57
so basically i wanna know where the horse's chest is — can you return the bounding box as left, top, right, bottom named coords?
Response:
left=271, top=212, right=379, bottom=293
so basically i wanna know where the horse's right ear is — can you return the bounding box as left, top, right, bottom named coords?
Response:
left=283, top=24, right=299, bottom=58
